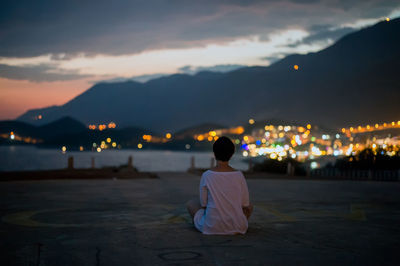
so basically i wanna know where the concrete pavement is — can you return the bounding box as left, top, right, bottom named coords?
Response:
left=0, top=172, right=399, bottom=265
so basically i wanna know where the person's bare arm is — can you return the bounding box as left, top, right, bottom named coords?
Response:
left=200, top=183, right=208, bottom=208
left=241, top=174, right=252, bottom=219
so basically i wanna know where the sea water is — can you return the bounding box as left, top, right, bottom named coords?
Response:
left=0, top=146, right=248, bottom=172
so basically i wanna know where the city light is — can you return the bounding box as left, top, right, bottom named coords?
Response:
left=143, top=134, right=152, bottom=142
left=294, top=65, right=299, bottom=70
left=234, top=118, right=399, bottom=162
left=108, top=122, right=116, bottom=129
left=88, top=122, right=117, bottom=130
left=3, top=114, right=397, bottom=161
left=249, top=119, right=255, bottom=124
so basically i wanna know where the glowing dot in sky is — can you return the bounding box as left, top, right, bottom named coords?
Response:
left=293, top=65, right=299, bottom=70
left=106, top=137, right=111, bottom=143
left=61, top=146, right=67, bottom=152
left=386, top=17, right=390, bottom=22
left=249, top=119, right=255, bottom=124
left=166, top=133, right=172, bottom=139
left=138, top=143, right=143, bottom=149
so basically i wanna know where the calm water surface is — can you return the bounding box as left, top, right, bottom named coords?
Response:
left=0, top=146, right=248, bottom=172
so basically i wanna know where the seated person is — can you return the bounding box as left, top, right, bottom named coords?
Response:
left=186, top=136, right=253, bottom=235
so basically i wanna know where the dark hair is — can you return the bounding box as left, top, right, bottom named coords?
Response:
left=213, top=136, right=235, bottom=162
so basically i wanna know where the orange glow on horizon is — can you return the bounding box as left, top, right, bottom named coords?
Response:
left=0, top=78, right=93, bottom=120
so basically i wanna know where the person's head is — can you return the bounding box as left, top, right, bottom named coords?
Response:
left=213, top=136, right=235, bottom=162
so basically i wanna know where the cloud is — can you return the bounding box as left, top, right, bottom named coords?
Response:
left=261, top=52, right=293, bottom=63
left=95, top=73, right=170, bottom=84
left=50, top=53, right=80, bottom=61
left=95, top=64, right=246, bottom=84
left=0, top=0, right=399, bottom=58
left=0, top=63, right=92, bottom=82
left=178, top=64, right=245, bottom=74
left=287, top=25, right=356, bottom=47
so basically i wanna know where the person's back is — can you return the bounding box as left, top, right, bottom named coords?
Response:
left=195, top=169, right=249, bottom=234
left=186, top=136, right=253, bottom=235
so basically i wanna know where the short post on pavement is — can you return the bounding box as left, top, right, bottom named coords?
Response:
left=128, top=155, right=133, bottom=169
left=248, top=158, right=253, bottom=173
left=287, top=162, right=292, bottom=176
left=68, top=156, right=74, bottom=170
left=190, top=156, right=195, bottom=169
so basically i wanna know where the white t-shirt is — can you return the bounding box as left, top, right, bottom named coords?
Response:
left=194, top=170, right=250, bottom=235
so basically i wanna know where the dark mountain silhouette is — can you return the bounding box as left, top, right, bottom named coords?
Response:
left=0, top=120, right=38, bottom=138
left=38, top=116, right=87, bottom=138
left=0, top=116, right=222, bottom=150
left=0, top=117, right=149, bottom=148
left=18, top=18, right=400, bottom=132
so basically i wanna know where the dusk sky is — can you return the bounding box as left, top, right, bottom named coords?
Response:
left=1, top=0, right=399, bottom=120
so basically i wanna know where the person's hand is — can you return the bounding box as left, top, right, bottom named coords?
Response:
left=243, top=204, right=253, bottom=219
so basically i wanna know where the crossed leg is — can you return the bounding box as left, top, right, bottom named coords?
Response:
left=186, top=198, right=254, bottom=221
